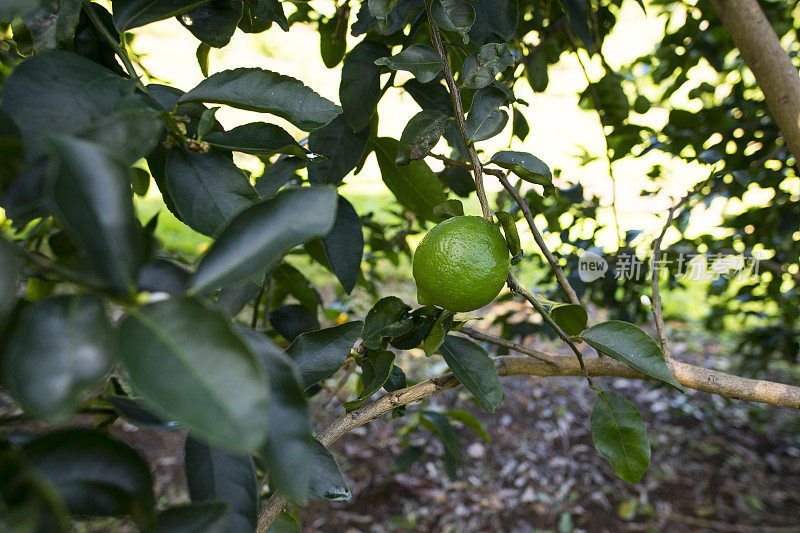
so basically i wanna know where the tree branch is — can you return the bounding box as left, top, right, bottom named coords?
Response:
left=256, top=351, right=800, bottom=529
left=706, top=0, right=800, bottom=161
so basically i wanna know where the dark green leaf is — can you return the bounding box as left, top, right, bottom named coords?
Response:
left=79, top=107, right=164, bottom=165
left=557, top=0, right=593, bottom=51
left=403, top=79, right=452, bottom=115
left=55, top=0, right=81, bottom=49
left=384, top=365, right=407, bottom=392
left=2, top=295, right=114, bottom=422
left=550, top=304, right=588, bottom=336
left=432, top=199, right=464, bottom=221
left=178, top=0, right=242, bottom=48
left=525, top=52, right=548, bottom=93
left=113, top=0, right=211, bottom=31
left=319, top=13, right=348, bottom=68
left=464, top=85, right=509, bottom=143
left=591, top=391, right=650, bottom=483
left=441, top=166, right=475, bottom=197
left=489, top=150, right=554, bottom=196
left=321, top=195, right=364, bottom=294
left=362, top=296, right=413, bottom=350
left=47, top=136, right=145, bottom=294
left=367, top=0, right=397, bottom=30
left=269, top=304, right=319, bottom=341
left=118, top=297, right=271, bottom=452
left=24, top=429, right=155, bottom=527
left=392, top=445, right=424, bottom=473
left=191, top=187, right=337, bottom=294
left=344, top=350, right=395, bottom=410
left=468, top=0, right=517, bottom=45
left=309, top=439, right=351, bottom=502
left=446, top=409, right=491, bottom=441
left=0, top=238, right=21, bottom=320
left=512, top=107, right=529, bottom=141
left=165, top=148, right=258, bottom=237
left=205, top=122, right=309, bottom=158
left=308, top=115, right=370, bottom=185
left=197, top=107, right=221, bottom=139
left=184, top=437, right=256, bottom=533
left=461, top=43, right=515, bottom=90
left=255, top=157, right=305, bottom=198
left=108, top=395, right=179, bottom=430
left=197, top=42, right=211, bottom=76
left=238, top=0, right=288, bottom=33
left=581, top=321, right=683, bottom=390
left=420, top=410, right=460, bottom=479
left=375, top=45, right=444, bottom=84
left=373, top=137, right=447, bottom=222
left=494, top=210, right=521, bottom=262
left=154, top=501, right=231, bottom=533
left=339, top=40, right=389, bottom=131
left=180, top=68, right=342, bottom=131
left=272, top=262, right=320, bottom=311
left=430, top=0, right=474, bottom=42
left=137, top=259, right=191, bottom=295
left=236, top=328, right=314, bottom=505
left=131, top=168, right=151, bottom=197
left=285, top=321, right=363, bottom=390
left=439, top=335, right=503, bottom=412
left=396, top=110, right=450, bottom=165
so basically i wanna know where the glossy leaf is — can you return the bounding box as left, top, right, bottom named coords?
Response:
left=430, top=0, right=474, bottom=42
left=558, top=0, right=593, bottom=51
left=439, top=335, right=503, bottom=412
left=118, top=297, right=271, bottom=453
left=309, top=439, right=351, bottom=502
left=191, top=187, right=337, bottom=294
left=113, top=0, right=211, bottom=31
left=339, top=40, right=389, bottom=131
left=550, top=304, right=588, bottom=336
left=591, top=391, right=650, bottom=483
left=489, top=151, right=554, bottom=196
left=424, top=309, right=453, bottom=356
left=384, top=365, right=407, bottom=392
left=178, top=0, right=242, bottom=48
left=396, top=110, right=450, bottom=165
left=362, top=296, right=413, bottom=350
left=165, top=148, right=258, bottom=237
left=367, top=0, right=397, bottom=30
left=319, top=13, right=348, bottom=68
left=255, top=157, right=306, bottom=198
left=236, top=327, right=314, bottom=505
left=494, top=210, right=521, bottom=263
left=2, top=295, right=114, bottom=422
left=321, top=195, right=364, bottom=293
left=184, top=437, right=256, bottom=533
left=464, top=85, right=509, bottom=143
left=307, top=115, right=370, bottom=185
left=462, top=43, right=515, bottom=90
left=373, top=137, right=446, bottom=222
left=47, top=136, right=145, bottom=294
left=286, top=321, right=363, bottom=389
left=154, top=501, right=230, bottom=533
left=375, top=45, right=444, bottom=84
left=179, top=68, right=342, bottom=131
left=581, top=321, right=683, bottom=390
left=204, top=122, right=309, bottom=158
left=344, top=350, right=395, bottom=410
left=433, top=199, right=464, bottom=220
left=24, top=429, right=155, bottom=527
left=272, top=262, right=320, bottom=311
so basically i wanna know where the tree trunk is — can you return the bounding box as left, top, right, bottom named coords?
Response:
left=707, top=0, right=800, bottom=161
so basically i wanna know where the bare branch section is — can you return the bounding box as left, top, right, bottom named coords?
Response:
left=707, top=0, right=800, bottom=160
left=257, top=352, right=800, bottom=529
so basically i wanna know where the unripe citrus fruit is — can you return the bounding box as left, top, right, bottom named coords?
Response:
left=413, top=215, right=510, bottom=312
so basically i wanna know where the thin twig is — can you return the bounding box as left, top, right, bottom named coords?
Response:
left=459, top=326, right=558, bottom=366
left=81, top=0, right=146, bottom=90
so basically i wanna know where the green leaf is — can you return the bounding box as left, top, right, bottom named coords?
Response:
left=179, top=68, right=342, bottom=131
left=196, top=42, right=211, bottom=77
left=154, top=501, right=231, bottom=533
left=0, top=238, right=21, bottom=321
left=424, top=309, right=453, bottom=356
left=2, top=295, right=114, bottom=422
left=178, top=0, right=242, bottom=48
left=79, top=106, right=164, bottom=166
left=255, top=157, right=305, bottom=198
left=550, top=304, right=588, bottom=336
left=269, top=511, right=301, bottom=533
left=362, top=296, right=413, bottom=350
left=464, top=85, right=509, bottom=143
left=439, top=335, right=503, bottom=412
left=339, top=40, right=389, bottom=131
left=468, top=0, right=517, bottom=45
left=432, top=199, right=464, bottom=221
left=308, top=115, right=370, bottom=185
left=442, top=166, right=475, bottom=197
left=591, top=391, right=650, bottom=483
left=489, top=150, right=554, bottom=196
left=512, top=107, right=530, bottom=141
left=204, top=122, right=309, bottom=158
left=272, top=262, right=320, bottom=311
left=384, top=365, right=407, bottom=392
left=118, top=297, right=271, bottom=453
left=462, top=43, right=515, bottom=90
left=344, top=350, right=395, bottom=410
left=446, top=409, right=491, bottom=441
left=581, top=321, right=683, bottom=390
left=55, top=0, right=81, bottom=49
left=309, top=439, right=351, bottom=502
left=420, top=410, right=460, bottom=479
left=373, top=137, right=447, bottom=222
left=494, top=210, right=521, bottom=263
left=131, top=167, right=151, bottom=197
left=396, top=110, right=450, bottom=165
left=367, top=0, right=397, bottom=31
left=24, top=428, right=155, bottom=528
left=375, top=45, right=444, bottom=84
left=236, top=327, right=314, bottom=506
left=285, top=321, right=363, bottom=390
left=165, top=148, right=258, bottom=238
left=238, top=0, right=288, bottom=33
left=190, top=187, right=337, bottom=294
left=403, top=79, right=453, bottom=115
left=430, top=0, right=475, bottom=42
left=269, top=304, right=319, bottom=342
left=184, top=437, right=257, bottom=533
left=557, top=0, right=593, bottom=51
left=321, top=195, right=364, bottom=294
left=319, top=13, right=348, bottom=68
left=113, top=0, right=211, bottom=31
left=525, top=52, right=548, bottom=93
left=46, top=136, right=145, bottom=294
left=392, top=445, right=424, bottom=473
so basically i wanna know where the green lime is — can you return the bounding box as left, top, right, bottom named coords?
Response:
left=413, top=215, right=510, bottom=312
